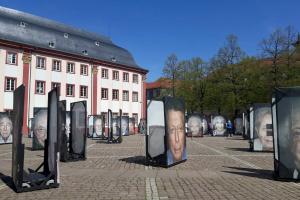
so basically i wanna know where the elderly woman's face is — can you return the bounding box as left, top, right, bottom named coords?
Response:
left=257, top=113, right=273, bottom=149
left=34, top=117, right=47, bottom=146
left=188, top=117, right=201, bottom=135
left=0, top=117, right=12, bottom=139
left=215, top=118, right=224, bottom=131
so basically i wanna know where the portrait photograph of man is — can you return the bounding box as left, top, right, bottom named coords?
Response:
left=93, top=116, right=103, bottom=137
left=164, top=97, right=187, bottom=166
left=32, top=108, right=47, bottom=150
left=0, top=112, right=13, bottom=144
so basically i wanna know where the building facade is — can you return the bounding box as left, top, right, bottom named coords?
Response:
left=0, top=6, right=148, bottom=135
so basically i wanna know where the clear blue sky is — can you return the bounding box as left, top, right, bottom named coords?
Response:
left=1, top=0, right=299, bottom=82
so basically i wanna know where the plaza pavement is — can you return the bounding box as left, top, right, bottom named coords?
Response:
left=0, top=135, right=300, bottom=200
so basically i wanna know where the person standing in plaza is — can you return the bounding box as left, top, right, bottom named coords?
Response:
left=226, top=120, right=233, bottom=137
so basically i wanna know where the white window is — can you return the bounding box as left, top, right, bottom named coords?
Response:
left=113, top=71, right=119, bottom=80
left=133, top=74, right=139, bottom=83
left=80, top=65, right=88, bottom=75
left=66, top=84, right=74, bottom=96
left=67, top=62, right=75, bottom=73
left=7, top=52, right=17, bottom=65
left=123, top=72, right=129, bottom=82
left=132, top=92, right=138, bottom=102
left=36, top=81, right=45, bottom=94
left=36, top=57, right=46, bottom=69
left=5, top=77, right=16, bottom=92
left=101, top=88, right=108, bottom=99
left=52, top=60, right=61, bottom=71
left=102, top=69, right=108, bottom=79
left=80, top=86, right=88, bottom=98
left=112, top=89, right=119, bottom=100
left=122, top=90, right=129, bottom=101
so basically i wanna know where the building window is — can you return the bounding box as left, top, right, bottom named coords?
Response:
left=112, top=89, right=119, bottom=100
left=51, top=82, right=61, bottom=95
left=36, top=57, right=46, bottom=69
left=133, top=74, right=139, bottom=83
left=113, top=70, right=119, bottom=80
left=101, top=88, right=108, bottom=100
left=101, top=112, right=108, bottom=126
left=123, top=72, right=129, bottom=82
left=123, top=113, right=129, bottom=116
left=132, top=92, right=138, bottom=102
left=52, top=60, right=61, bottom=71
left=67, top=62, right=75, bottom=74
left=6, top=52, right=17, bottom=65
left=102, top=68, right=108, bottom=79
left=80, top=85, right=88, bottom=98
left=35, top=80, right=45, bottom=94
left=80, top=65, right=88, bottom=75
left=132, top=113, right=138, bottom=126
left=122, top=90, right=129, bottom=101
left=5, top=77, right=16, bottom=92
left=66, top=84, right=75, bottom=97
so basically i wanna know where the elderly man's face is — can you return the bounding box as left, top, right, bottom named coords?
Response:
left=167, top=110, right=185, bottom=162
left=188, top=118, right=201, bottom=135
left=121, top=120, right=127, bottom=133
left=257, top=113, right=273, bottom=149
left=94, top=119, right=102, bottom=135
left=0, top=117, right=12, bottom=140
left=34, top=118, right=47, bottom=146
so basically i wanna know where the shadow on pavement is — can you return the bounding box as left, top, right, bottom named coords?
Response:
left=119, top=156, right=148, bottom=166
left=225, top=147, right=251, bottom=152
left=0, top=172, right=15, bottom=191
left=222, top=166, right=274, bottom=180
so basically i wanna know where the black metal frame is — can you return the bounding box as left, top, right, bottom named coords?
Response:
left=65, top=100, right=87, bottom=162
left=107, top=109, right=122, bottom=143
left=12, top=86, right=59, bottom=193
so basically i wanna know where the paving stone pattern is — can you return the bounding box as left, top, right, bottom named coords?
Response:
left=0, top=135, right=300, bottom=200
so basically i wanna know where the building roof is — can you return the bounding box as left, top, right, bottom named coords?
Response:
left=0, top=6, right=147, bottom=72
left=146, top=78, right=173, bottom=89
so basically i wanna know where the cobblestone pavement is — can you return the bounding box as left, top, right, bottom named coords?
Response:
left=1, top=135, right=300, bottom=200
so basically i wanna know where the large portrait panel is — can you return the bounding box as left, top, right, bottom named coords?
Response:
left=253, top=105, right=273, bottom=151
left=164, top=97, right=187, bottom=166
left=273, top=88, right=300, bottom=180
